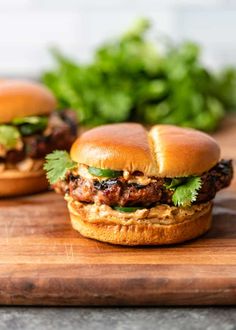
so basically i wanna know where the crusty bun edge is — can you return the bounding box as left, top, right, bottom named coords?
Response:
left=0, top=169, right=48, bottom=197
left=67, top=200, right=212, bottom=245
left=70, top=123, right=220, bottom=178
left=0, top=79, right=57, bottom=123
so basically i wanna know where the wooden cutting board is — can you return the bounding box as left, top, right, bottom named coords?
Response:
left=0, top=118, right=236, bottom=306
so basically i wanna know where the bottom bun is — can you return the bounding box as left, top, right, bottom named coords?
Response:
left=0, top=169, right=49, bottom=197
left=67, top=198, right=213, bottom=245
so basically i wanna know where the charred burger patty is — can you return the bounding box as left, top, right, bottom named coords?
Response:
left=55, top=159, right=233, bottom=207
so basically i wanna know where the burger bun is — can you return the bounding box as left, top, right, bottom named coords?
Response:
left=0, top=169, right=49, bottom=197
left=70, top=123, right=220, bottom=178
left=0, top=79, right=56, bottom=123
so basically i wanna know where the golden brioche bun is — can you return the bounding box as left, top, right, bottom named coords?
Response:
left=149, top=125, right=220, bottom=177
left=67, top=198, right=212, bottom=245
left=70, top=123, right=220, bottom=177
left=71, top=123, right=157, bottom=176
left=0, top=79, right=57, bottom=123
left=0, top=169, right=48, bottom=197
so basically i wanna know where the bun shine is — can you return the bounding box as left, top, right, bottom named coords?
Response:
left=71, top=123, right=220, bottom=177
left=0, top=80, right=56, bottom=123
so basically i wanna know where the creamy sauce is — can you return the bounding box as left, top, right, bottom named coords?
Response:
left=66, top=195, right=211, bottom=226
left=127, top=176, right=153, bottom=185
left=76, top=164, right=154, bottom=185
left=0, top=158, right=44, bottom=173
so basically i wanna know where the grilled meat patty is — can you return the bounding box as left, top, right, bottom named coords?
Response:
left=56, top=159, right=233, bottom=207
left=2, top=110, right=77, bottom=164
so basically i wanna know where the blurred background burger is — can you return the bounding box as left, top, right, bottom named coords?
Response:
left=0, top=80, right=77, bottom=196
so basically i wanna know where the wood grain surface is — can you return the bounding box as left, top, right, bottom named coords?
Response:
left=0, top=117, right=236, bottom=306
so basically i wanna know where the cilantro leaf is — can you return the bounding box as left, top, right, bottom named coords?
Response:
left=44, top=150, right=77, bottom=184
left=172, top=177, right=202, bottom=207
left=0, top=125, right=21, bottom=149
left=164, top=178, right=184, bottom=190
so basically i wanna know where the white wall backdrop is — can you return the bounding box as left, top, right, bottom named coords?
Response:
left=0, top=0, right=235, bottom=77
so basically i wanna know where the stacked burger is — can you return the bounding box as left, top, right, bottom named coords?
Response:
left=0, top=80, right=77, bottom=196
left=45, top=123, right=233, bottom=246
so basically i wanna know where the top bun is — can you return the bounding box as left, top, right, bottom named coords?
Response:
left=0, top=79, right=57, bottom=123
left=70, top=123, right=220, bottom=177
left=149, top=125, right=220, bottom=177
left=71, top=123, right=157, bottom=176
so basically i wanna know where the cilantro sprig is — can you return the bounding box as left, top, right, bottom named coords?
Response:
left=44, top=150, right=77, bottom=184
left=165, top=176, right=202, bottom=207
left=0, top=125, right=21, bottom=149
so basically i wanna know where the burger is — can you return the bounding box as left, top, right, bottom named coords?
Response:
left=0, top=79, right=77, bottom=197
left=44, top=123, right=233, bottom=245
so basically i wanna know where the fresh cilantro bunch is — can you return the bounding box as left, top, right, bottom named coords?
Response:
left=0, top=125, right=21, bottom=149
left=165, top=176, right=202, bottom=207
left=42, top=18, right=235, bottom=131
left=211, top=67, right=236, bottom=111
left=44, top=150, right=77, bottom=184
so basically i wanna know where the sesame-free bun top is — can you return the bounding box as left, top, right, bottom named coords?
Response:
left=0, top=79, right=57, bottom=123
left=70, top=123, right=220, bottom=177
left=71, top=123, right=158, bottom=176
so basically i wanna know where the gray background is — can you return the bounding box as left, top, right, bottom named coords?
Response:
left=0, top=307, right=235, bottom=330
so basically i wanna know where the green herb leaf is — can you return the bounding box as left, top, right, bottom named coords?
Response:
left=44, top=150, right=77, bottom=184
left=164, top=178, right=184, bottom=190
left=0, top=125, right=21, bottom=149
left=12, top=116, right=46, bottom=125
left=113, top=206, right=145, bottom=213
left=88, top=167, right=122, bottom=178
left=12, top=116, right=48, bottom=136
left=172, top=177, right=202, bottom=207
